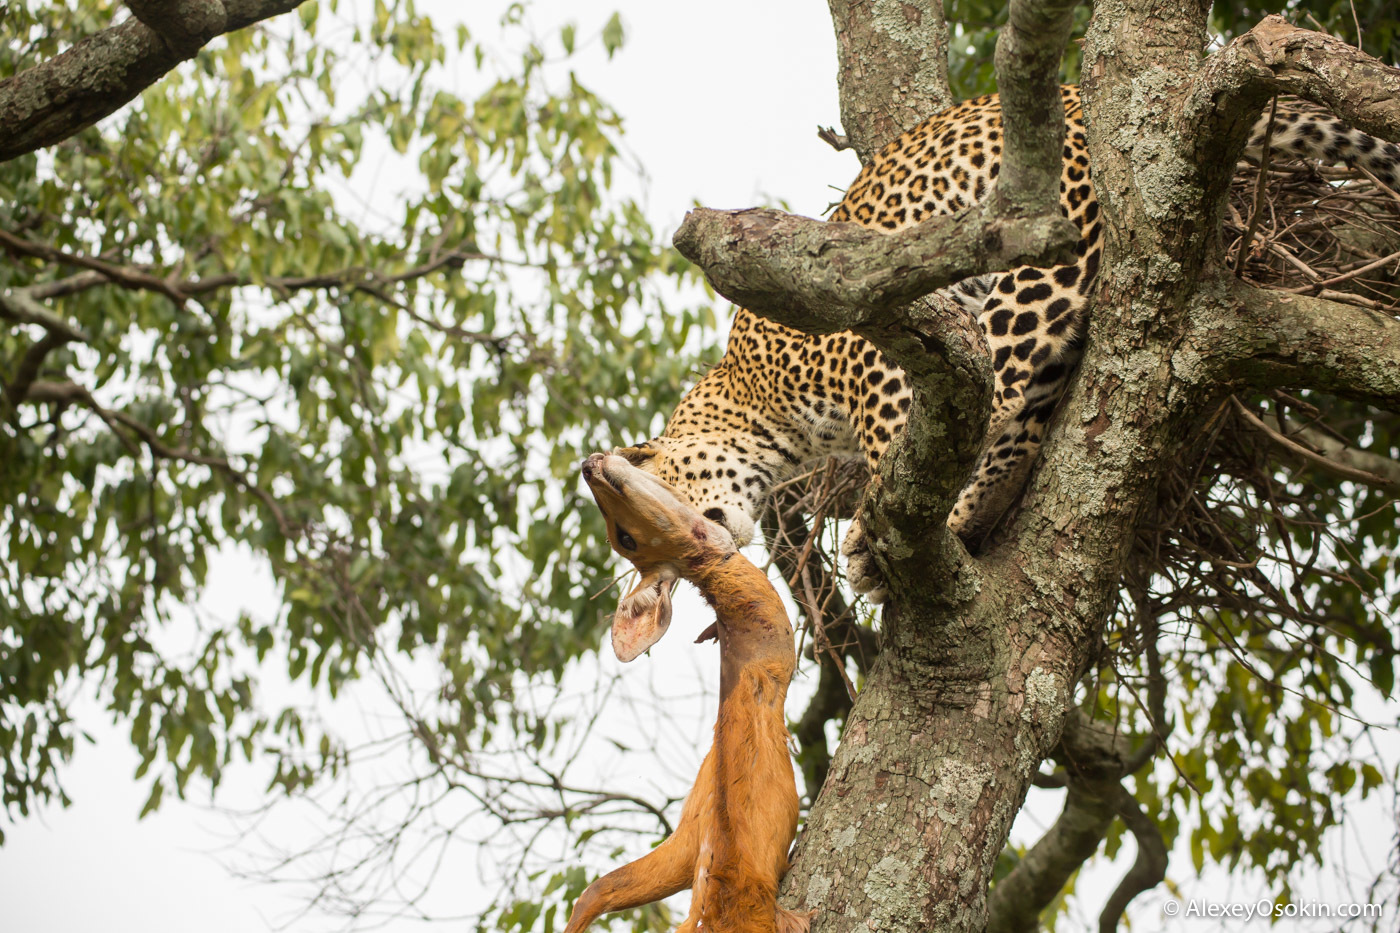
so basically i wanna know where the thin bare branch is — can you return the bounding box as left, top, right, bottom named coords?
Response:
left=1, top=229, right=514, bottom=345
left=1278, top=415, right=1400, bottom=487
left=815, top=126, right=851, bottom=152
left=1232, top=396, right=1400, bottom=493
left=21, top=379, right=294, bottom=537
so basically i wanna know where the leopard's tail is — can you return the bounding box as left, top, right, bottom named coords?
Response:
left=1248, top=106, right=1400, bottom=189
left=936, top=273, right=1001, bottom=315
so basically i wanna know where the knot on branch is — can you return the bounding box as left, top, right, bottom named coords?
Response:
left=127, top=0, right=229, bottom=58
left=1242, top=14, right=1340, bottom=70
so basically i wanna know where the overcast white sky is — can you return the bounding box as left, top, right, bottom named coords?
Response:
left=2, top=2, right=1396, bottom=931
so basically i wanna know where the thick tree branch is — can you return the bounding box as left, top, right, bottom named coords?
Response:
left=986, top=708, right=1159, bottom=933
left=0, top=287, right=92, bottom=344
left=29, top=271, right=112, bottom=302
left=994, top=0, right=1082, bottom=216
left=0, top=283, right=89, bottom=404
left=3, top=332, right=67, bottom=407
left=1184, top=15, right=1400, bottom=165
left=1098, top=785, right=1168, bottom=933
left=1214, top=278, right=1400, bottom=413
left=0, top=1, right=308, bottom=163
left=985, top=780, right=1116, bottom=933
left=126, top=0, right=229, bottom=56
left=672, top=202, right=1078, bottom=340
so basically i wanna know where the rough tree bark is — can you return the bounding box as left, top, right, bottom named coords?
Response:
left=825, top=0, right=954, bottom=164
left=673, top=1, right=1400, bottom=931
left=0, top=0, right=309, bottom=163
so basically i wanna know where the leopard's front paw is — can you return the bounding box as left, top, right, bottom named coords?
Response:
left=841, top=519, right=888, bottom=605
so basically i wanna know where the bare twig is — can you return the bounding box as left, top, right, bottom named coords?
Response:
left=1235, top=95, right=1278, bottom=276
left=816, top=126, right=852, bottom=152
left=1232, top=396, right=1400, bottom=492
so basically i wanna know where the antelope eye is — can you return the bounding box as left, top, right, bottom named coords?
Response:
left=617, top=528, right=638, bottom=551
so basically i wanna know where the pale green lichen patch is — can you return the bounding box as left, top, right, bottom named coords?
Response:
left=860, top=853, right=931, bottom=930
left=872, top=0, right=922, bottom=46
left=926, top=757, right=993, bottom=825
left=832, top=823, right=860, bottom=850
left=1023, top=666, right=1060, bottom=721
left=881, top=526, right=916, bottom=562
left=805, top=871, right=833, bottom=907
left=870, top=0, right=947, bottom=108
left=1126, top=68, right=1204, bottom=221
left=846, top=736, right=881, bottom=766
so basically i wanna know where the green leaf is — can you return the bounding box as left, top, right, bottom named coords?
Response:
left=601, top=12, right=625, bottom=59
left=139, top=779, right=165, bottom=819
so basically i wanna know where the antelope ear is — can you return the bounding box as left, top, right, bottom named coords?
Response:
left=612, top=571, right=675, bottom=662
left=615, top=445, right=658, bottom=467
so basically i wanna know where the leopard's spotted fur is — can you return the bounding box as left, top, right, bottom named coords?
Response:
left=620, top=86, right=1400, bottom=602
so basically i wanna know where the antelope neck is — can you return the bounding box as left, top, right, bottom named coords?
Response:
left=687, top=551, right=795, bottom=704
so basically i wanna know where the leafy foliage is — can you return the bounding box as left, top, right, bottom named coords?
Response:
left=0, top=0, right=713, bottom=838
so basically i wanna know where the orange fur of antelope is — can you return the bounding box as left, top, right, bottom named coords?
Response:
left=571, top=452, right=815, bottom=933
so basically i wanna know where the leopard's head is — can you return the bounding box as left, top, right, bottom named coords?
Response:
left=613, top=437, right=762, bottom=549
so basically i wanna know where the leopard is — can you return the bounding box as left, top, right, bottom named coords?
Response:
left=616, top=85, right=1400, bottom=604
